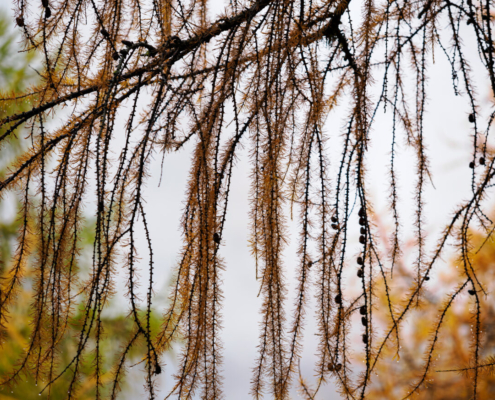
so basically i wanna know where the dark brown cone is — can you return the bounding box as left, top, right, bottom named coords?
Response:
left=213, top=232, right=221, bottom=244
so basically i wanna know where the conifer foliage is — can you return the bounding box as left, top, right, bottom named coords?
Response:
left=1, top=0, right=495, bottom=397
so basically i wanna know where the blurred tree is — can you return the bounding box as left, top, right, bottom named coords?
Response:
left=0, top=8, right=37, bottom=263
left=362, top=227, right=495, bottom=399
left=0, top=13, right=162, bottom=400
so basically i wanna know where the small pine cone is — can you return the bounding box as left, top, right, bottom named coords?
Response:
left=357, top=268, right=364, bottom=278
left=480, top=157, right=486, bottom=165
left=213, top=232, right=221, bottom=244
left=359, top=306, right=366, bottom=315
left=469, top=113, right=475, bottom=123
left=468, top=289, right=476, bottom=296
left=101, top=28, right=109, bottom=37
left=469, top=161, right=475, bottom=169
left=359, top=235, right=366, bottom=244
left=359, top=217, right=366, bottom=226
left=360, top=227, right=366, bottom=234
left=357, top=256, right=364, bottom=265
left=328, top=362, right=342, bottom=372
left=361, top=316, right=367, bottom=326
left=42, top=0, right=49, bottom=7
left=331, top=216, right=338, bottom=223
left=16, top=16, right=24, bottom=27
left=112, top=52, right=120, bottom=60
left=334, top=294, right=342, bottom=304
left=362, top=334, right=368, bottom=344
left=45, top=7, right=51, bottom=18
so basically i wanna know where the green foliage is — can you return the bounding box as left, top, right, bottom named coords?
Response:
left=0, top=12, right=37, bottom=176
left=0, top=12, right=34, bottom=266
left=0, top=16, right=36, bottom=93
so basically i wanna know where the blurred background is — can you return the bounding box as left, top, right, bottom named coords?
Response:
left=1, top=0, right=495, bottom=398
